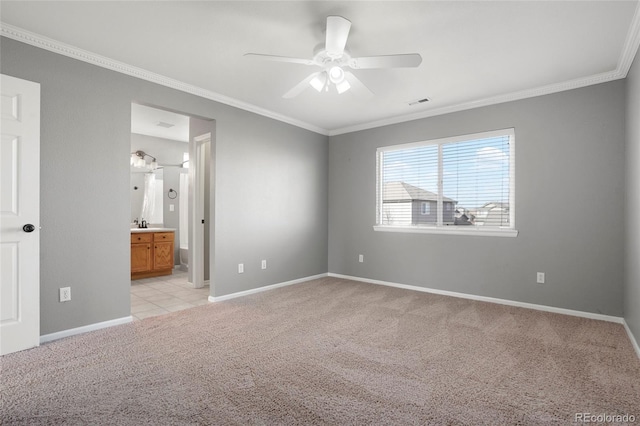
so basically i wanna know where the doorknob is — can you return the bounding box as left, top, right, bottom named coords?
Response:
left=23, top=224, right=35, bottom=233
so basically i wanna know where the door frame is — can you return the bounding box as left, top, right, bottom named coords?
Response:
left=189, top=132, right=210, bottom=289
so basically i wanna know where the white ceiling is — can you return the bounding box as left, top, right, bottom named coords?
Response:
left=131, top=103, right=190, bottom=142
left=2, top=1, right=639, bottom=135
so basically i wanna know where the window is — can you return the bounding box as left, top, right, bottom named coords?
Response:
left=375, top=129, right=517, bottom=237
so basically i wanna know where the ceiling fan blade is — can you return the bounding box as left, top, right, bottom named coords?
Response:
left=282, top=72, right=321, bottom=99
left=344, top=71, right=374, bottom=98
left=325, top=16, right=351, bottom=57
left=244, top=53, right=315, bottom=66
left=348, top=54, right=423, bottom=69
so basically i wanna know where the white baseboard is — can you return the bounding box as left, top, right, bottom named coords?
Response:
left=623, top=320, right=640, bottom=360
left=187, top=280, right=210, bottom=289
left=209, top=273, right=328, bottom=302
left=328, top=273, right=625, bottom=324
left=40, top=316, right=133, bottom=344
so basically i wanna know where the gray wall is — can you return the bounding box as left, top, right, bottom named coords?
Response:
left=213, top=112, right=328, bottom=295
left=329, top=81, right=626, bottom=316
left=625, top=48, right=640, bottom=343
left=1, top=37, right=328, bottom=335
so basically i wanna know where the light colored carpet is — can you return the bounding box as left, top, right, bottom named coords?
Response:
left=1, top=277, right=639, bottom=425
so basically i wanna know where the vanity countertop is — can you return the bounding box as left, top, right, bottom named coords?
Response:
left=131, top=227, right=176, bottom=233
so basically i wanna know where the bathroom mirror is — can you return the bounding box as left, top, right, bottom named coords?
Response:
left=131, top=168, right=164, bottom=225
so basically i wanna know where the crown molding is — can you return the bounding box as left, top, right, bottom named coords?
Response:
left=0, top=22, right=330, bottom=136
left=618, top=0, right=640, bottom=77
left=3, top=4, right=640, bottom=139
left=328, top=70, right=623, bottom=136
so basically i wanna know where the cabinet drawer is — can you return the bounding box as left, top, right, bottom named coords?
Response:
left=154, top=232, right=174, bottom=242
left=131, top=233, right=153, bottom=243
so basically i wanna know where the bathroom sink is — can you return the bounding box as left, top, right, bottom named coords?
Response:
left=131, top=227, right=175, bottom=232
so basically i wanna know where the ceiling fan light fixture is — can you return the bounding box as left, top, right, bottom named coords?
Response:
left=336, top=79, right=351, bottom=94
left=310, top=72, right=327, bottom=92
left=329, top=66, right=345, bottom=84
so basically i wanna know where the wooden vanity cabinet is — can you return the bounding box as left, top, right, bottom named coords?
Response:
left=152, top=232, right=174, bottom=271
left=131, top=233, right=152, bottom=273
left=131, top=231, right=174, bottom=279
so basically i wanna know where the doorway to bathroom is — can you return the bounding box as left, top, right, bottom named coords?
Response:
left=130, top=102, right=214, bottom=293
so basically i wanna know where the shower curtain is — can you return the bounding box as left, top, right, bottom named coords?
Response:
left=140, top=172, right=162, bottom=224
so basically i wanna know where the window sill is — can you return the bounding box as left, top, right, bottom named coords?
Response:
left=373, top=225, right=518, bottom=238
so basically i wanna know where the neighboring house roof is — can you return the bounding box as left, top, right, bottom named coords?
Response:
left=468, top=201, right=510, bottom=226
left=383, top=181, right=456, bottom=203
left=469, top=202, right=510, bottom=214
left=480, top=201, right=509, bottom=210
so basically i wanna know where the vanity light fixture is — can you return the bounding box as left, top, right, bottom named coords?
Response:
left=130, top=150, right=158, bottom=170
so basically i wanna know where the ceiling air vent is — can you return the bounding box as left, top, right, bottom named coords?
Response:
left=156, top=121, right=175, bottom=128
left=409, top=97, right=431, bottom=106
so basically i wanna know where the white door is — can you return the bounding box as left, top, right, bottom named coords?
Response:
left=0, top=74, right=40, bottom=356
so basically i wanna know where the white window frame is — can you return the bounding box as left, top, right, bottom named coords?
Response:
left=375, top=128, right=518, bottom=237
left=420, top=202, right=430, bottom=215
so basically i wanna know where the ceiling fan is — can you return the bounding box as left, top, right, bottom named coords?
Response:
left=245, top=16, right=422, bottom=99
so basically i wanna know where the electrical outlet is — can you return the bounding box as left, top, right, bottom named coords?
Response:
left=59, top=287, right=71, bottom=302
left=261, top=260, right=267, bottom=270
left=536, top=272, right=545, bottom=284
left=358, top=254, right=364, bottom=263
left=169, top=204, right=175, bottom=212
left=238, top=263, right=244, bottom=274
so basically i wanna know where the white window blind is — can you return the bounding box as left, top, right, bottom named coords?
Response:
left=376, top=129, right=516, bottom=236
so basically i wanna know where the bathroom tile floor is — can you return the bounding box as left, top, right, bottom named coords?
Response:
left=130, top=270, right=210, bottom=321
